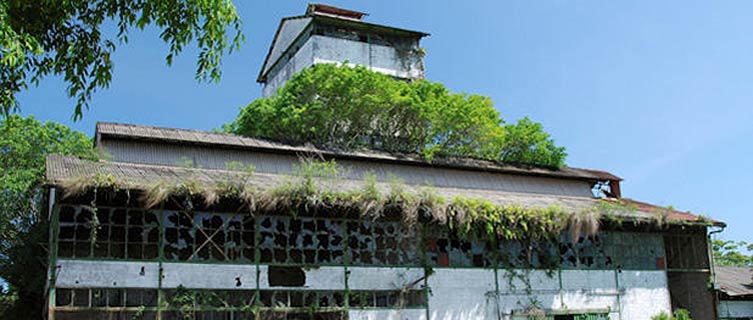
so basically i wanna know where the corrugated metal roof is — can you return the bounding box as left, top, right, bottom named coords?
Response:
left=307, top=4, right=368, bottom=21
left=615, top=198, right=724, bottom=227
left=717, top=266, right=753, bottom=297
left=95, top=122, right=622, bottom=183
left=46, top=154, right=713, bottom=225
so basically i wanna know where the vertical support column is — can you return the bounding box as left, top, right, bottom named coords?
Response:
left=254, top=215, right=261, bottom=311
left=343, top=219, right=350, bottom=311
left=157, top=205, right=165, bottom=320
left=492, top=232, right=501, bottom=320
left=614, top=269, right=622, bottom=320
left=557, top=269, right=564, bottom=310
left=47, top=203, right=61, bottom=320
left=420, top=224, right=431, bottom=320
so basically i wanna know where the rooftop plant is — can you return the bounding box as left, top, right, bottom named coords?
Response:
left=225, top=64, right=567, bottom=168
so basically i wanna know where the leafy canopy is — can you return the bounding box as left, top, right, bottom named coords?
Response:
left=1, top=0, right=243, bottom=120
left=0, top=115, right=95, bottom=317
left=226, top=64, right=567, bottom=168
left=712, top=239, right=753, bottom=266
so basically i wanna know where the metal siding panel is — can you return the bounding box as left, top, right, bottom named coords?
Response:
left=101, top=139, right=594, bottom=197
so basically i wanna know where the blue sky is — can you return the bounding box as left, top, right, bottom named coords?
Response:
left=17, top=1, right=752, bottom=245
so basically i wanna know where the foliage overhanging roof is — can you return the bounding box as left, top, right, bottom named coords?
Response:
left=95, top=122, right=620, bottom=183
left=37, top=122, right=720, bottom=229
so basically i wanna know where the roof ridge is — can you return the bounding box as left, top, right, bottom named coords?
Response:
left=95, top=121, right=623, bottom=182
left=45, top=155, right=600, bottom=201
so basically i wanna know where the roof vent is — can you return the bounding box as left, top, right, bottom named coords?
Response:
left=306, top=3, right=367, bottom=21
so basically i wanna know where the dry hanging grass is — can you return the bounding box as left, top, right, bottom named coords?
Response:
left=142, top=181, right=173, bottom=209
left=567, top=209, right=601, bottom=243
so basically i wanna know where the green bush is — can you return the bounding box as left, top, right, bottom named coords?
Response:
left=226, top=64, right=566, bottom=168
left=651, top=309, right=693, bottom=320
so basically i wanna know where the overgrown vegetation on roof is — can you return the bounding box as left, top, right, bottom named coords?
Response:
left=225, top=64, right=567, bottom=168
left=60, top=158, right=707, bottom=250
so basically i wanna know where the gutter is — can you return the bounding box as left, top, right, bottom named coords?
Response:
left=708, top=224, right=726, bottom=320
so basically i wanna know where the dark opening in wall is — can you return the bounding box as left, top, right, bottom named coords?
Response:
left=268, top=266, right=306, bottom=287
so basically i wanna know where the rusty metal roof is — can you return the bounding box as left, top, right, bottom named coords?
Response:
left=615, top=198, right=725, bottom=227
left=95, top=122, right=622, bottom=183
left=717, top=266, right=753, bottom=298
left=307, top=4, right=368, bottom=21
left=46, top=154, right=712, bottom=225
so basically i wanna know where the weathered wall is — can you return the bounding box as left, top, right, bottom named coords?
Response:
left=664, top=231, right=716, bottom=320
left=50, top=203, right=678, bottom=320
left=311, top=35, right=422, bottom=78
left=263, top=35, right=314, bottom=97
left=54, top=260, right=671, bottom=320
left=428, top=269, right=496, bottom=320
left=718, top=300, right=753, bottom=319
left=263, top=34, right=423, bottom=97
left=264, top=17, right=313, bottom=77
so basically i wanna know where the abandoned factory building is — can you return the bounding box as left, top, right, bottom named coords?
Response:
left=44, top=4, right=725, bottom=320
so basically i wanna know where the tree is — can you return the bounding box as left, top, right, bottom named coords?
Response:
left=712, top=239, right=753, bottom=266
left=0, top=115, right=96, bottom=318
left=1, top=0, right=243, bottom=120
left=226, top=64, right=567, bottom=168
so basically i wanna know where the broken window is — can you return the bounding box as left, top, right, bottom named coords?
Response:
left=495, top=238, right=559, bottom=269
left=57, top=205, right=94, bottom=258
left=56, top=288, right=159, bottom=308
left=558, top=233, right=610, bottom=269
left=255, top=310, right=347, bottom=320
left=347, top=220, right=420, bottom=266
left=162, top=211, right=256, bottom=262
left=426, top=234, right=493, bottom=268
left=54, top=310, right=159, bottom=320
left=348, top=290, right=426, bottom=309
left=259, top=216, right=344, bottom=265
left=259, top=290, right=345, bottom=309
left=493, top=232, right=665, bottom=270
left=164, top=288, right=256, bottom=308
left=57, top=205, right=159, bottom=260
left=608, top=232, right=665, bottom=270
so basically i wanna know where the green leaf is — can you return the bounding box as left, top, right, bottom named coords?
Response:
left=226, top=64, right=566, bottom=168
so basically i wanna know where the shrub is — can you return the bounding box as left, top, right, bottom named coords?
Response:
left=651, top=309, right=693, bottom=320
left=226, top=64, right=566, bottom=168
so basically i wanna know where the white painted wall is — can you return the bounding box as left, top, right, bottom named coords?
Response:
left=161, top=262, right=256, bottom=289
left=55, top=259, right=672, bottom=319
left=494, top=270, right=669, bottom=320
left=56, top=259, right=159, bottom=288
left=618, top=271, right=671, bottom=320
left=347, top=267, right=424, bottom=290
left=498, top=270, right=561, bottom=318
left=428, top=269, right=497, bottom=320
